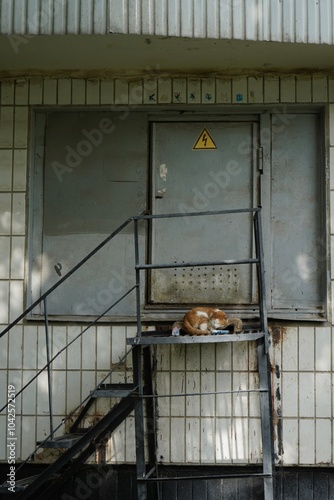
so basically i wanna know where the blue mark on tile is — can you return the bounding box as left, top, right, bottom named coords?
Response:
left=149, top=93, right=156, bottom=102
left=205, top=93, right=213, bottom=102
left=236, top=93, right=244, bottom=102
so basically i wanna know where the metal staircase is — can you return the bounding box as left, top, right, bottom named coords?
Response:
left=128, top=208, right=274, bottom=500
left=0, top=208, right=274, bottom=500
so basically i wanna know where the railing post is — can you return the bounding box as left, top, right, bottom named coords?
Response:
left=43, top=298, right=54, bottom=437
left=134, top=218, right=142, bottom=337
left=253, top=209, right=268, bottom=336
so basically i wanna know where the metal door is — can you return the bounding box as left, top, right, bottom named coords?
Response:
left=149, top=120, right=259, bottom=306
left=270, top=113, right=324, bottom=314
left=32, top=111, right=148, bottom=318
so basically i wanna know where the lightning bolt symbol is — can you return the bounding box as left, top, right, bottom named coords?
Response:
left=202, top=133, right=207, bottom=147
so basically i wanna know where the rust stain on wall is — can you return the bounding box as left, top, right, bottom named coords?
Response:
left=270, top=325, right=289, bottom=346
left=269, top=327, right=285, bottom=463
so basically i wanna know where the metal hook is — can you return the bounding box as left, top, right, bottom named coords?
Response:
left=54, top=263, right=62, bottom=276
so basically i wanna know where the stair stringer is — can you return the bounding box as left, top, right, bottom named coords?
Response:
left=17, top=394, right=136, bottom=500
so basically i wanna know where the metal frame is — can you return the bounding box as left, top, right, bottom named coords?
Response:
left=129, top=207, right=274, bottom=500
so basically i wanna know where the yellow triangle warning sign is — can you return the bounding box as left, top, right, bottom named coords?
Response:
left=193, top=128, right=217, bottom=150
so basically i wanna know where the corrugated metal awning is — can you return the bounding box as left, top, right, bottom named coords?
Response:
left=1, top=0, right=334, bottom=44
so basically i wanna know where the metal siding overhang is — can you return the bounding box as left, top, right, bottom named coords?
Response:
left=1, top=0, right=334, bottom=45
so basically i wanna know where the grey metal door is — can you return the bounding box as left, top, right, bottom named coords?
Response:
left=269, top=113, right=324, bottom=315
left=149, top=120, right=259, bottom=306
left=32, top=111, right=148, bottom=318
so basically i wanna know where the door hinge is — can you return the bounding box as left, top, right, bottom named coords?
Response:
left=257, top=147, right=263, bottom=174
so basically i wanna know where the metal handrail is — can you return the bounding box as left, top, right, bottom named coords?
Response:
left=0, top=285, right=137, bottom=414
left=132, top=207, right=264, bottom=338
left=0, top=216, right=133, bottom=339
left=0, top=207, right=260, bottom=339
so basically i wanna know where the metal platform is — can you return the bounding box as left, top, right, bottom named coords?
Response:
left=127, top=330, right=265, bottom=345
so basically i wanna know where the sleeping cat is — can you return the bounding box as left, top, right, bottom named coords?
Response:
left=182, top=306, right=242, bottom=336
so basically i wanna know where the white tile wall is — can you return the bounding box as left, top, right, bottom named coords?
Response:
left=299, top=419, right=315, bottom=464
left=299, top=373, right=314, bottom=417
left=186, top=372, right=200, bottom=416
left=264, top=75, right=280, bottom=103
left=72, top=79, right=86, bottom=105
left=280, top=75, right=296, bottom=102
left=0, top=149, right=12, bottom=190
left=248, top=76, right=264, bottom=103
left=0, top=106, right=14, bottom=148
left=316, top=419, right=332, bottom=463
left=171, top=418, right=185, bottom=462
left=283, top=419, right=299, bottom=464
left=43, top=79, right=57, bottom=104
left=216, top=78, right=232, bottom=104
left=0, top=236, right=10, bottom=279
left=0, top=74, right=334, bottom=468
left=296, top=75, right=312, bottom=103
left=86, top=79, right=100, bottom=105
left=129, top=80, right=143, bottom=105
left=232, top=77, right=248, bottom=104
left=299, top=326, right=315, bottom=371
left=29, top=79, right=43, bottom=105
left=186, top=418, right=200, bottom=462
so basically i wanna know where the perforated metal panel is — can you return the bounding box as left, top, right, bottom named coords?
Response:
left=150, top=120, right=259, bottom=306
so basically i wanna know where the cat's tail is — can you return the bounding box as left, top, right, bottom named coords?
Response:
left=182, top=316, right=210, bottom=335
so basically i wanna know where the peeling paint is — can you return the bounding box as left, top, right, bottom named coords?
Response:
left=276, top=419, right=284, bottom=458
left=159, top=163, right=168, bottom=181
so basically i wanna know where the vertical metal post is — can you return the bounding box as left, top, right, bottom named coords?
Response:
left=133, top=218, right=146, bottom=499
left=134, top=218, right=142, bottom=337
left=257, top=338, right=274, bottom=500
left=43, top=298, right=54, bottom=437
left=254, top=208, right=274, bottom=499
left=133, top=346, right=147, bottom=500
left=253, top=210, right=268, bottom=338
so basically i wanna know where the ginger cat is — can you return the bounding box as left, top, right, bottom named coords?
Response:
left=182, top=306, right=242, bottom=336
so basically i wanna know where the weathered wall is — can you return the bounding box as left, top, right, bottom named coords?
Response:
left=0, top=74, right=334, bottom=468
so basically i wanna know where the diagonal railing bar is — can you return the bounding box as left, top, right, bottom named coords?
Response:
left=43, top=298, right=54, bottom=437
left=0, top=285, right=138, bottom=414
left=2, top=345, right=135, bottom=484
left=0, top=216, right=133, bottom=338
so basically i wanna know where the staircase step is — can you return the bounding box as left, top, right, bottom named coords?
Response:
left=90, top=383, right=137, bottom=398
left=0, top=475, right=36, bottom=493
left=23, top=396, right=136, bottom=499
left=0, top=474, right=60, bottom=493
left=37, top=432, right=86, bottom=449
